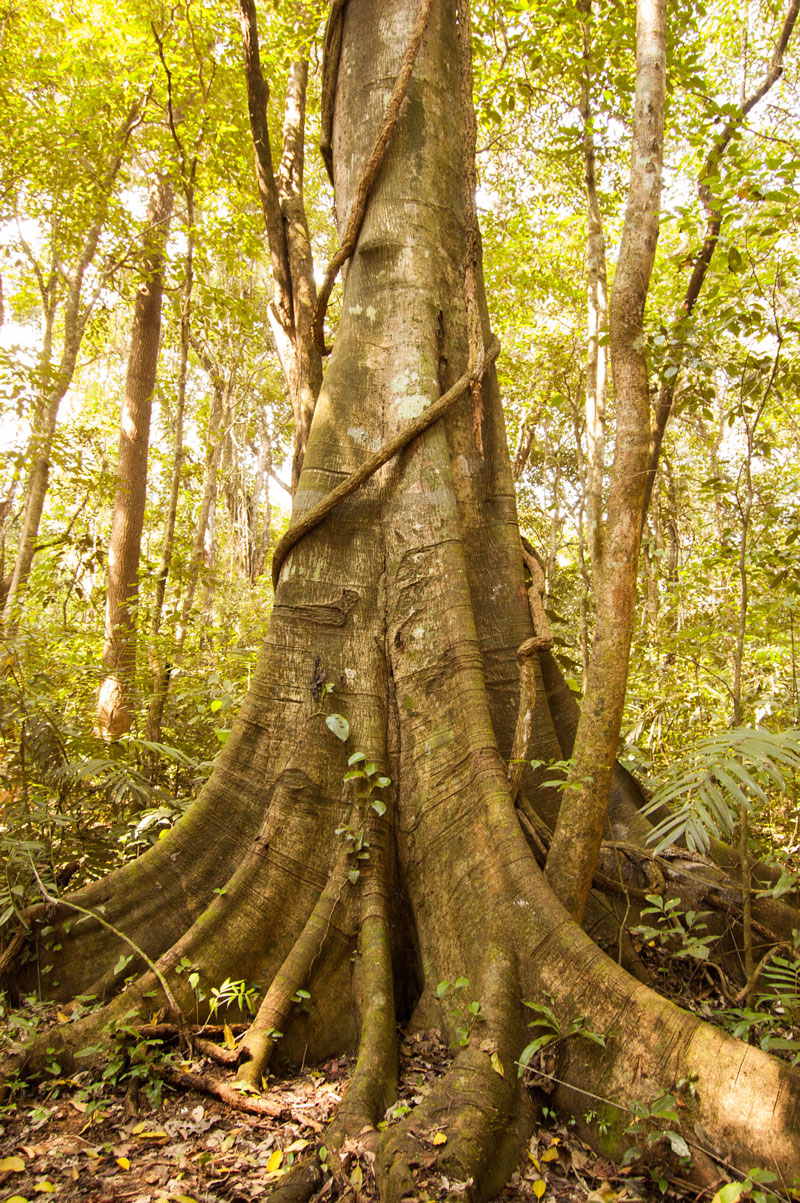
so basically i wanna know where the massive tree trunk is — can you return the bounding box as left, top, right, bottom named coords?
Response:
left=97, top=175, right=174, bottom=740
left=5, top=2, right=800, bottom=1197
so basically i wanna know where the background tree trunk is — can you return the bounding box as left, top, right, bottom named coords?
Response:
left=145, top=213, right=193, bottom=749
left=2, top=110, right=137, bottom=632
left=97, top=175, right=174, bottom=740
left=579, top=0, right=609, bottom=580
left=546, top=0, right=667, bottom=921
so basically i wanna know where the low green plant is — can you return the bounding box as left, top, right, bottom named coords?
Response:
left=208, top=976, right=261, bottom=1017
left=335, top=751, right=391, bottom=885
left=632, top=894, right=717, bottom=962
left=435, top=976, right=482, bottom=1047
left=642, top=726, right=800, bottom=854
left=710, top=1167, right=780, bottom=1203
left=720, top=951, right=800, bottom=1063
left=583, top=1108, right=610, bottom=1138
left=517, top=999, right=606, bottom=1077
left=621, top=1088, right=694, bottom=1189
left=758, top=954, right=800, bottom=1023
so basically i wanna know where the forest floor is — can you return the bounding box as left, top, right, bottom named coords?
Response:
left=0, top=1019, right=705, bottom=1203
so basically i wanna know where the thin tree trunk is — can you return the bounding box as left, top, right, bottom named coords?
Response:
left=174, top=371, right=227, bottom=652
left=249, top=410, right=273, bottom=581
left=97, top=176, right=174, bottom=740
left=640, top=0, right=798, bottom=528
left=277, top=60, right=323, bottom=490
left=145, top=217, right=193, bottom=747
left=2, top=109, right=138, bottom=632
left=546, top=0, right=667, bottom=921
left=578, top=0, right=609, bottom=577
left=238, top=0, right=322, bottom=492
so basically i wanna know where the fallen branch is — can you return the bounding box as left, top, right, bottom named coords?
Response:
left=152, top=1062, right=287, bottom=1117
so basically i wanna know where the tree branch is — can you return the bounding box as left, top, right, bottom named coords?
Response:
left=237, top=0, right=295, bottom=335
left=641, top=0, right=799, bottom=527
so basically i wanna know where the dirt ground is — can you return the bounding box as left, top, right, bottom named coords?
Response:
left=0, top=1025, right=698, bottom=1203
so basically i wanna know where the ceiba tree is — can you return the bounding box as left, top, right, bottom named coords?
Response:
left=5, top=1, right=800, bottom=1198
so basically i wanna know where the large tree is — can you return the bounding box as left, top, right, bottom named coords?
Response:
left=5, top=1, right=800, bottom=1199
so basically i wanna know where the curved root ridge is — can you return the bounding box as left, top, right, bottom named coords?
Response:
left=376, top=1040, right=532, bottom=1203
left=236, top=858, right=351, bottom=1088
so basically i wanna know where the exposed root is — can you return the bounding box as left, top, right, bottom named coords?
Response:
left=136, top=1021, right=249, bottom=1036
left=236, top=858, right=350, bottom=1088
left=0, top=925, right=26, bottom=978
left=376, top=1043, right=533, bottom=1203
left=191, top=1036, right=240, bottom=1065
left=508, top=637, right=553, bottom=803
left=327, top=807, right=397, bottom=1144
left=377, top=948, right=532, bottom=1203
left=128, top=1023, right=241, bottom=1064
left=264, top=1160, right=325, bottom=1203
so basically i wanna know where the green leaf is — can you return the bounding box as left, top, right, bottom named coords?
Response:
left=371, top=798, right=387, bottom=816
left=347, top=752, right=366, bottom=765
left=517, top=1033, right=557, bottom=1075
left=712, top=1182, right=747, bottom=1203
left=325, top=714, right=350, bottom=742
left=666, top=1131, right=691, bottom=1159
left=727, top=246, right=744, bottom=272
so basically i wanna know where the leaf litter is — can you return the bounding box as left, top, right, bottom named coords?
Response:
left=0, top=1019, right=713, bottom=1203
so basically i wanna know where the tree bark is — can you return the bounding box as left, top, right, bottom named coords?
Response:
left=7, top=3, right=800, bottom=1196
left=97, top=175, right=174, bottom=740
left=546, top=0, right=667, bottom=922
left=238, top=0, right=322, bottom=492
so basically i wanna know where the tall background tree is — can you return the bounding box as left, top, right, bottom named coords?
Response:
left=97, top=173, right=174, bottom=740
